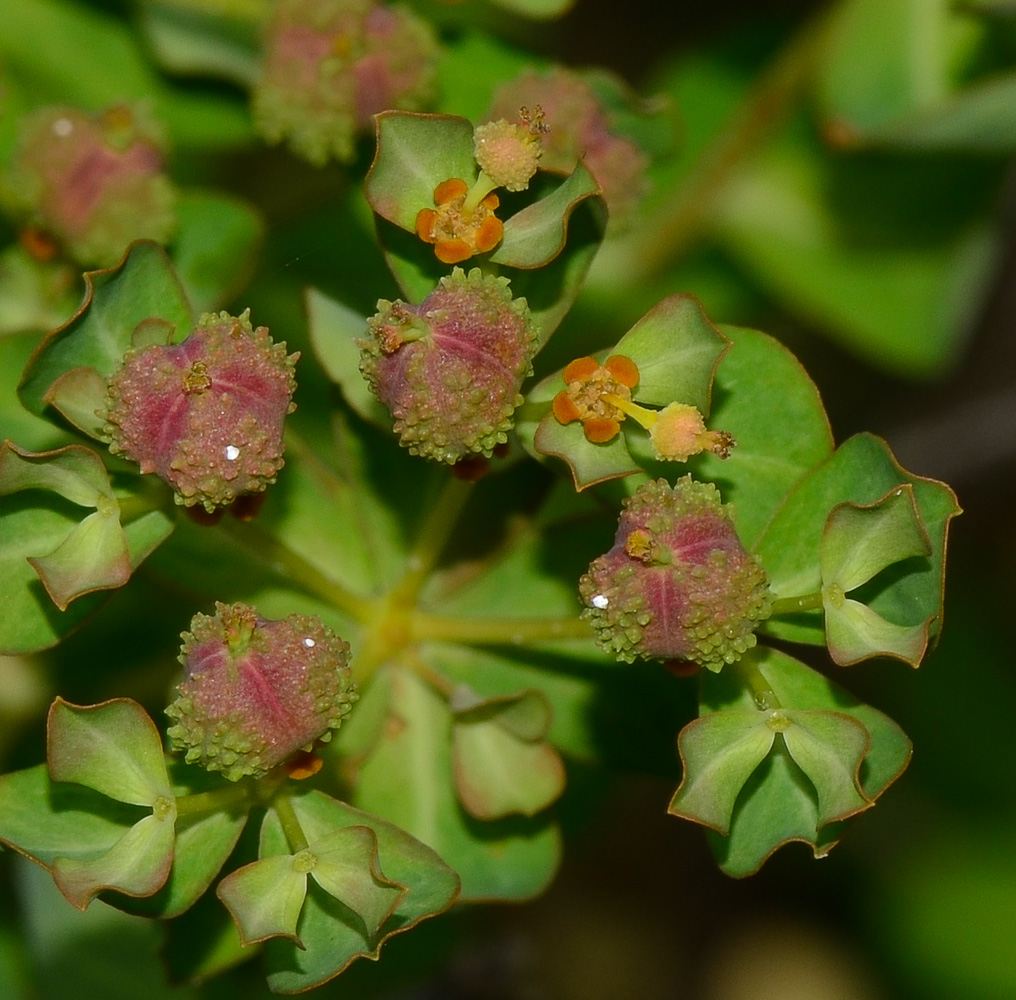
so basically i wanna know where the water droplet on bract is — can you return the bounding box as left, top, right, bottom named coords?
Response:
left=754, top=692, right=772, bottom=711
left=303, top=637, right=316, bottom=648
left=591, top=594, right=609, bottom=609
left=225, top=444, right=240, bottom=461
left=52, top=118, right=73, bottom=137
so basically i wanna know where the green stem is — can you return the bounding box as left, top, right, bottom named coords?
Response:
left=391, top=475, right=474, bottom=607
left=175, top=781, right=254, bottom=817
left=733, top=655, right=782, bottom=711
left=617, top=7, right=832, bottom=279
left=462, top=171, right=499, bottom=215
left=216, top=517, right=374, bottom=622
left=770, top=591, right=825, bottom=616
left=272, top=793, right=309, bottom=854
left=412, top=611, right=593, bottom=645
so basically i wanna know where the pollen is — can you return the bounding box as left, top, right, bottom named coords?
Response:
left=416, top=177, right=504, bottom=264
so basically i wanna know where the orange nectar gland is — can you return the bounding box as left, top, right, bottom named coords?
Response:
left=416, top=177, right=504, bottom=265
left=553, top=355, right=735, bottom=462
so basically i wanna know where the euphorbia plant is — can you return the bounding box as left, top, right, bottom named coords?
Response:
left=0, top=0, right=980, bottom=993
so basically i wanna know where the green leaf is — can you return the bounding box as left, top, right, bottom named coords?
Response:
left=488, top=0, right=576, bottom=18
left=490, top=164, right=603, bottom=269
left=668, top=712, right=776, bottom=835
left=366, top=112, right=477, bottom=233
left=712, top=124, right=1002, bottom=376
left=50, top=811, right=176, bottom=910
left=19, top=241, right=193, bottom=417
left=28, top=509, right=130, bottom=610
left=824, top=597, right=931, bottom=667
left=0, top=441, right=114, bottom=506
left=696, top=647, right=911, bottom=877
left=306, top=826, right=407, bottom=936
left=43, top=366, right=110, bottom=440
left=822, top=485, right=932, bottom=593
left=0, top=245, right=78, bottom=338
left=47, top=698, right=173, bottom=806
left=258, top=790, right=460, bottom=992
left=135, top=0, right=263, bottom=89
left=340, top=665, right=562, bottom=902
left=778, top=710, right=872, bottom=827
left=684, top=325, right=834, bottom=548
left=305, top=287, right=390, bottom=428
left=0, top=764, right=142, bottom=868
left=0, top=443, right=137, bottom=610
left=450, top=687, right=566, bottom=819
left=170, top=190, right=264, bottom=313
left=0, top=763, right=176, bottom=910
left=105, top=759, right=247, bottom=918
left=757, top=433, right=960, bottom=647
left=217, top=854, right=308, bottom=946
left=816, top=0, right=958, bottom=136
left=0, top=494, right=105, bottom=652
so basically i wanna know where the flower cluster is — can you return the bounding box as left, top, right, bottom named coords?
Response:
left=579, top=477, right=772, bottom=671
left=359, top=268, right=536, bottom=463
left=103, top=311, right=298, bottom=510
left=416, top=108, right=547, bottom=264
left=553, top=355, right=734, bottom=462
left=166, top=603, right=356, bottom=781
left=253, top=0, right=439, bottom=164
left=3, top=103, right=176, bottom=266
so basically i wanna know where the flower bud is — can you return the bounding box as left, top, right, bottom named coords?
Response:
left=359, top=268, right=536, bottom=464
left=485, top=69, right=649, bottom=230
left=166, top=603, right=356, bottom=781
left=473, top=113, right=544, bottom=193
left=579, top=477, right=771, bottom=671
left=252, top=0, right=439, bottom=165
left=104, top=311, right=298, bottom=511
left=5, top=104, right=176, bottom=266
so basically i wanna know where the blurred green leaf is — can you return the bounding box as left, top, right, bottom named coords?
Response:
left=0, top=246, right=78, bottom=338
left=450, top=686, right=566, bottom=819
left=305, top=287, right=390, bottom=428
left=712, top=125, right=1002, bottom=376
left=171, top=190, right=264, bottom=313
left=340, top=665, right=561, bottom=902
left=0, top=0, right=253, bottom=150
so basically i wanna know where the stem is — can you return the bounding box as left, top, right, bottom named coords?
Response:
left=272, top=793, right=309, bottom=854
left=216, top=517, right=374, bottom=622
left=411, top=611, right=593, bottom=646
left=462, top=171, right=499, bottom=215
left=174, top=781, right=254, bottom=817
left=613, top=8, right=831, bottom=280
left=391, top=475, right=474, bottom=607
left=733, top=655, right=782, bottom=711
left=770, top=591, right=825, bottom=616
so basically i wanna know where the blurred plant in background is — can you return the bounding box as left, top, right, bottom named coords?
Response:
left=1, top=0, right=1014, bottom=998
